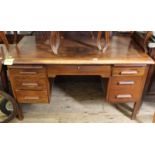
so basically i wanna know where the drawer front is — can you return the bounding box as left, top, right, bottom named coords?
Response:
left=9, top=66, right=46, bottom=78
left=15, top=90, right=49, bottom=104
left=48, top=65, right=111, bottom=77
left=108, top=89, right=140, bottom=103
left=14, top=77, right=47, bottom=91
left=112, top=66, right=146, bottom=76
left=110, top=76, right=142, bottom=90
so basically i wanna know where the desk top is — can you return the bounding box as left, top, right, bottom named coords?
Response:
left=0, top=36, right=154, bottom=65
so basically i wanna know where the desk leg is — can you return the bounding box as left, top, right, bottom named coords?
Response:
left=131, top=101, right=141, bottom=120
left=1, top=65, right=9, bottom=93
left=132, top=66, right=150, bottom=119
left=16, top=103, right=24, bottom=120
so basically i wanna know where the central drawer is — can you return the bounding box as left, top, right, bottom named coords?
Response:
left=47, top=65, right=111, bottom=77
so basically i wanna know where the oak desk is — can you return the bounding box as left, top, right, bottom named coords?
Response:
left=2, top=35, right=154, bottom=119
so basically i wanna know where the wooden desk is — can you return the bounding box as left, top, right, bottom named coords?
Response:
left=1, top=35, right=154, bottom=119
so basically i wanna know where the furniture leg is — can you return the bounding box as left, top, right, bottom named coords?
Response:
left=0, top=31, right=9, bottom=49
left=97, top=31, right=102, bottom=50
left=90, top=31, right=95, bottom=40
left=13, top=31, right=17, bottom=44
left=105, top=31, right=110, bottom=45
left=1, top=65, right=9, bottom=93
left=16, top=103, right=24, bottom=120
left=50, top=31, right=60, bottom=54
left=102, top=31, right=110, bottom=52
left=131, top=101, right=141, bottom=120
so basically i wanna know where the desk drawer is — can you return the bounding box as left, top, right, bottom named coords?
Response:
left=112, top=66, right=146, bottom=76
left=15, top=90, right=49, bottom=104
left=48, top=65, right=111, bottom=77
left=110, top=76, right=142, bottom=90
left=14, top=77, right=47, bottom=91
left=9, top=65, right=46, bottom=78
left=108, top=89, right=139, bottom=103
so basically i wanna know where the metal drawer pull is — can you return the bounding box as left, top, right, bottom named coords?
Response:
left=24, top=96, right=39, bottom=100
left=22, top=83, right=39, bottom=86
left=77, top=66, right=80, bottom=70
left=121, top=70, right=138, bottom=75
left=10, top=66, right=43, bottom=69
left=116, top=94, right=132, bottom=98
left=118, top=81, right=135, bottom=85
left=20, top=71, right=37, bottom=75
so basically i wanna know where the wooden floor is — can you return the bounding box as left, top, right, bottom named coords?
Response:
left=12, top=76, right=155, bottom=123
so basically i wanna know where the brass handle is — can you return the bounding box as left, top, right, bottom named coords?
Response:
left=118, top=81, right=135, bottom=85
left=9, top=66, right=43, bottom=69
left=24, top=96, right=39, bottom=100
left=77, top=66, right=80, bottom=70
left=116, top=94, right=132, bottom=98
left=22, top=83, right=38, bottom=87
left=121, top=70, right=138, bottom=75
left=20, top=71, right=37, bottom=75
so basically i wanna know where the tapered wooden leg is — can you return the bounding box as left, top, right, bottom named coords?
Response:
left=50, top=32, right=60, bottom=55
left=16, top=103, right=24, bottom=120
left=102, top=31, right=110, bottom=53
left=105, top=31, right=110, bottom=45
left=97, top=31, right=102, bottom=50
left=0, top=31, right=9, bottom=49
left=90, top=31, right=95, bottom=40
left=131, top=101, right=141, bottom=120
left=13, top=31, right=17, bottom=44
left=1, top=65, right=9, bottom=93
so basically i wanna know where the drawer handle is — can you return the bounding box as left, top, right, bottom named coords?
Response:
left=9, top=66, right=43, bottom=69
left=116, top=94, right=132, bottom=98
left=24, top=96, right=39, bottom=100
left=118, top=81, right=135, bottom=85
left=20, top=71, right=37, bottom=75
left=77, top=66, right=80, bottom=70
left=22, top=83, right=39, bottom=87
left=121, top=70, right=138, bottom=75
